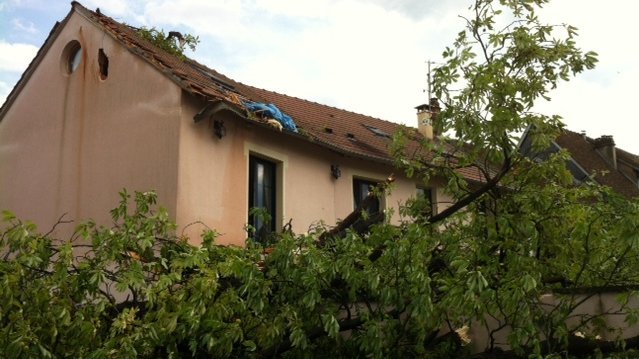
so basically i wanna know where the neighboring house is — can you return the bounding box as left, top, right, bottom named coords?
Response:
left=0, top=2, right=484, bottom=245
left=520, top=128, right=639, bottom=198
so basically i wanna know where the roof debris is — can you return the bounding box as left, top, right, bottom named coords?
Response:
left=243, top=101, right=298, bottom=133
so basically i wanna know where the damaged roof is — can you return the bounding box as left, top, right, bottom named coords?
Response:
left=0, top=1, right=485, bottom=183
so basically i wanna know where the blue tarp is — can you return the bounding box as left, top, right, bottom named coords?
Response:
left=243, top=101, right=298, bottom=133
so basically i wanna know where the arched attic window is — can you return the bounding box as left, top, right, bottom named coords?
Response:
left=61, top=40, right=82, bottom=75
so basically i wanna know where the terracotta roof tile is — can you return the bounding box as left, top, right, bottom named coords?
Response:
left=555, top=130, right=639, bottom=198
left=244, top=86, right=401, bottom=163
left=244, top=86, right=486, bottom=182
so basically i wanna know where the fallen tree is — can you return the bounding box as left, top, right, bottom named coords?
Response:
left=3, top=182, right=639, bottom=358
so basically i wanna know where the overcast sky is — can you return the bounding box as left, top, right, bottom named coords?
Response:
left=1, top=0, right=638, bottom=153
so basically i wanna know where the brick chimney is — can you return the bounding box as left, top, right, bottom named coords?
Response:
left=415, top=98, right=440, bottom=140
left=593, top=135, right=617, bottom=170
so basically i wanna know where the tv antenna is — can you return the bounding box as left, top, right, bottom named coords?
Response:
left=425, top=60, right=439, bottom=102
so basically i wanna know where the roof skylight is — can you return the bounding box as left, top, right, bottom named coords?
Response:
left=362, top=124, right=391, bottom=139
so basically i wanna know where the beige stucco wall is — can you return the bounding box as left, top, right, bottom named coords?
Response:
left=0, top=9, right=451, bottom=245
left=175, top=95, right=451, bottom=246
left=0, top=11, right=182, bottom=234
left=468, top=292, right=639, bottom=353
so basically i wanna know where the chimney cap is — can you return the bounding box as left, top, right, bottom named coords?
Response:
left=415, top=104, right=430, bottom=112
left=415, top=98, right=440, bottom=112
left=593, top=135, right=615, bottom=148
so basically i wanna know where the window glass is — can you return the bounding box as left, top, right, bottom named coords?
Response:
left=61, top=40, right=82, bottom=75
left=353, top=178, right=380, bottom=213
left=416, top=187, right=434, bottom=213
left=249, top=156, right=276, bottom=237
left=416, top=187, right=432, bottom=200
left=69, top=47, right=82, bottom=73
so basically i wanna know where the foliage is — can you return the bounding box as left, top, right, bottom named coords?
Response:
left=386, top=0, right=639, bottom=356
left=136, top=27, right=199, bottom=60
left=3, top=1, right=639, bottom=358
left=3, top=188, right=639, bottom=358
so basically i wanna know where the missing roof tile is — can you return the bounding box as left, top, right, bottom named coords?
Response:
left=346, top=133, right=355, bottom=140
left=324, top=127, right=333, bottom=134
left=193, top=66, right=235, bottom=90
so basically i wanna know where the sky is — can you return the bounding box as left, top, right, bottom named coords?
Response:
left=1, top=0, right=639, bottom=153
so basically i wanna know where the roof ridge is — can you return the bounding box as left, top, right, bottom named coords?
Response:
left=242, top=83, right=408, bottom=129
left=617, top=146, right=639, bottom=156
left=562, top=128, right=598, bottom=144
left=71, top=1, right=410, bottom=131
left=563, top=128, right=639, bottom=157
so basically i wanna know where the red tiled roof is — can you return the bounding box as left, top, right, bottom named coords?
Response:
left=617, top=147, right=639, bottom=168
left=86, top=3, right=489, bottom=182
left=247, top=86, right=402, bottom=162
left=2, top=2, right=486, bottom=184
left=70, top=3, right=405, bottom=161
left=247, top=86, right=486, bottom=182
left=555, top=130, right=639, bottom=198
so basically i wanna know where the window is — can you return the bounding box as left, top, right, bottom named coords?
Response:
left=362, top=124, right=391, bottom=139
left=416, top=187, right=435, bottom=214
left=353, top=178, right=380, bottom=213
left=249, top=155, right=277, bottom=237
left=61, top=40, right=82, bottom=75
left=416, top=187, right=432, bottom=201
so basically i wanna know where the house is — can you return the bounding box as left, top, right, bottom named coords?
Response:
left=0, top=2, right=489, bottom=245
left=520, top=127, right=639, bottom=198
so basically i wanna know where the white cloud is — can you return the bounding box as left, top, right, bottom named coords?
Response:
left=532, top=0, right=639, bottom=153
left=11, top=18, right=37, bottom=34
left=1, top=0, right=56, bottom=11
left=142, top=0, right=246, bottom=35
left=134, top=0, right=465, bottom=124
left=5, top=0, right=639, bottom=152
left=77, top=0, right=133, bottom=17
left=538, top=64, right=639, bottom=154
left=0, top=41, right=37, bottom=72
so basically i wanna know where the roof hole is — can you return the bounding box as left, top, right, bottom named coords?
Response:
left=346, top=133, right=355, bottom=139
left=98, top=48, right=109, bottom=80
left=324, top=127, right=333, bottom=134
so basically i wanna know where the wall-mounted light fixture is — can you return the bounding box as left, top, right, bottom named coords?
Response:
left=331, top=164, right=341, bottom=179
left=213, top=119, right=226, bottom=139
